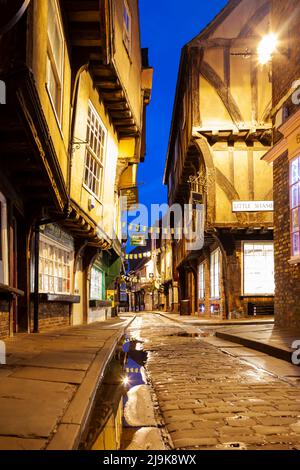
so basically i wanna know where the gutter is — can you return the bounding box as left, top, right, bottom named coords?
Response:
left=0, top=0, right=31, bottom=36
left=67, top=64, right=89, bottom=208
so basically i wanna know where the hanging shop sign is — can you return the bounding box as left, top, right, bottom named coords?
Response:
left=40, top=223, right=74, bottom=250
left=190, top=191, right=203, bottom=209
left=120, top=187, right=139, bottom=211
left=130, top=234, right=146, bottom=247
left=232, top=201, right=274, bottom=213
left=106, top=290, right=115, bottom=307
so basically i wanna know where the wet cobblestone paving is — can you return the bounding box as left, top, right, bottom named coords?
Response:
left=126, top=313, right=300, bottom=450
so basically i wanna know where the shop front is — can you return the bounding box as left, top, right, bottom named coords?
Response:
left=30, top=223, right=79, bottom=332
left=196, top=237, right=275, bottom=319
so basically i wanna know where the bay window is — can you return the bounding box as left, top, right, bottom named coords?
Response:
left=123, top=0, right=132, bottom=54
left=243, top=242, right=275, bottom=295
left=90, top=266, right=105, bottom=301
left=290, top=155, right=300, bottom=257
left=210, top=249, right=221, bottom=299
left=39, top=235, right=73, bottom=294
left=84, top=103, right=106, bottom=200
left=46, top=0, right=64, bottom=123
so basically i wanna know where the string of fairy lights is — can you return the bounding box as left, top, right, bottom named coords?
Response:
left=124, top=246, right=170, bottom=260
left=122, top=221, right=180, bottom=235
left=122, top=221, right=176, bottom=261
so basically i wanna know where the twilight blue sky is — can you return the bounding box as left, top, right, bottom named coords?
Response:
left=138, top=0, right=228, bottom=210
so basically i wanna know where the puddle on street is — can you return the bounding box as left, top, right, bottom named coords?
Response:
left=80, top=335, right=164, bottom=450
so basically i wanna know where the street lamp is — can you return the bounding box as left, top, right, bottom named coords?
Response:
left=231, top=32, right=289, bottom=65
left=257, top=33, right=278, bottom=65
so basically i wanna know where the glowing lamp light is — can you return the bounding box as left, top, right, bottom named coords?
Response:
left=257, top=33, right=278, bottom=64
left=123, top=376, right=130, bottom=386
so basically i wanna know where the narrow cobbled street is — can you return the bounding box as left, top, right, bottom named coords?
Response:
left=126, top=313, right=300, bottom=451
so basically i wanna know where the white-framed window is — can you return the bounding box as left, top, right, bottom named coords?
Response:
left=210, top=249, right=221, bottom=299
left=39, top=235, right=73, bottom=295
left=84, top=102, right=106, bottom=200
left=198, top=262, right=205, bottom=300
left=290, top=155, right=300, bottom=257
left=46, top=0, right=64, bottom=123
left=123, top=0, right=132, bottom=54
left=90, top=266, right=105, bottom=301
left=0, top=192, right=8, bottom=285
left=243, top=242, right=275, bottom=295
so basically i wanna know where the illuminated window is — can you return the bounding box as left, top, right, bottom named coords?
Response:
left=123, top=0, right=132, bottom=54
left=46, top=0, right=64, bottom=122
left=198, top=262, right=205, bottom=300
left=243, top=242, right=275, bottom=295
left=90, top=266, right=105, bottom=301
left=290, top=156, right=300, bottom=257
left=84, top=103, right=106, bottom=200
left=39, top=235, right=73, bottom=294
left=210, top=249, right=221, bottom=299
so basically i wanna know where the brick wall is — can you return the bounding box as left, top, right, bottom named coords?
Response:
left=30, top=301, right=70, bottom=332
left=272, top=0, right=300, bottom=107
left=273, top=152, right=300, bottom=328
left=0, top=300, right=10, bottom=339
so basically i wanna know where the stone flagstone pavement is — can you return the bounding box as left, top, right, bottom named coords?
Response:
left=0, top=315, right=134, bottom=450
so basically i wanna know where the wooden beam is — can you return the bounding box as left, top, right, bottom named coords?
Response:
left=248, top=149, right=255, bottom=200
left=101, top=90, right=125, bottom=101
left=119, top=126, right=138, bottom=134
left=224, top=47, right=230, bottom=90
left=94, top=80, right=120, bottom=90
left=190, top=47, right=201, bottom=127
left=92, top=65, right=114, bottom=77
left=238, top=2, right=270, bottom=38
left=69, top=11, right=100, bottom=23
left=114, top=118, right=135, bottom=127
left=250, top=57, right=258, bottom=123
left=71, top=36, right=102, bottom=47
left=64, top=1, right=99, bottom=12
left=110, top=110, right=132, bottom=119
left=106, top=102, right=129, bottom=111
left=201, top=61, right=244, bottom=125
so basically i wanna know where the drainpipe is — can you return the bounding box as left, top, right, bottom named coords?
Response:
left=33, top=224, right=40, bottom=333
left=67, top=63, right=89, bottom=207
left=0, top=0, right=31, bottom=37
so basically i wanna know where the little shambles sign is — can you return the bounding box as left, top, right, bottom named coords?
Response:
left=232, top=201, right=274, bottom=213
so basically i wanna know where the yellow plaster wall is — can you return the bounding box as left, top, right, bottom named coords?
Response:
left=29, top=0, right=71, bottom=183
left=71, top=71, right=119, bottom=239
left=112, top=0, right=142, bottom=129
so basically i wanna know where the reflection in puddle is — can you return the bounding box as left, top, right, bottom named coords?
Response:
left=80, top=335, right=162, bottom=451
left=79, top=359, right=125, bottom=450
